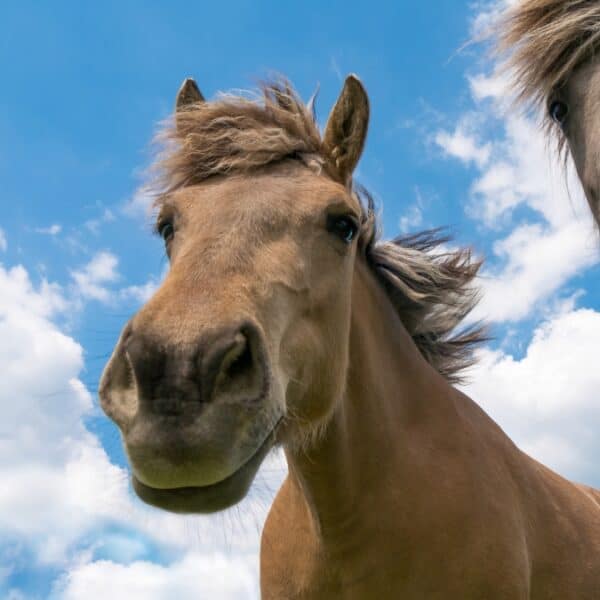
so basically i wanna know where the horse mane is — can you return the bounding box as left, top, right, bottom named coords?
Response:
left=494, top=0, right=600, bottom=145
left=150, top=80, right=486, bottom=383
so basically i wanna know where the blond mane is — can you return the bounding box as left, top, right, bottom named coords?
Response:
left=148, top=80, right=486, bottom=383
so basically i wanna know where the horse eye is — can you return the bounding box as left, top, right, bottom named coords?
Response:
left=158, top=221, right=174, bottom=243
left=549, top=100, right=569, bottom=126
left=328, top=215, right=359, bottom=244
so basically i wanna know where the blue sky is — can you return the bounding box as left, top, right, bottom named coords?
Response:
left=3, top=1, right=600, bottom=598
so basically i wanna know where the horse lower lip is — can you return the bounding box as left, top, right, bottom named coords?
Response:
left=131, top=424, right=279, bottom=514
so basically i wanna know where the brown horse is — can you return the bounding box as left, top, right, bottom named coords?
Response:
left=495, top=0, right=600, bottom=228
left=100, top=75, right=600, bottom=598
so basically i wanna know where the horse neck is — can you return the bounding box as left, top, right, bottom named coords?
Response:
left=284, top=257, right=458, bottom=550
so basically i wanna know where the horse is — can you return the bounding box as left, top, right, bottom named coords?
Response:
left=495, top=0, right=600, bottom=228
left=100, top=75, right=600, bottom=598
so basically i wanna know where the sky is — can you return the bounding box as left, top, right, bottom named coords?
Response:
left=2, top=1, right=600, bottom=598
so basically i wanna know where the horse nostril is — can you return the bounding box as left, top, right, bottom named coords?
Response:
left=125, top=333, right=166, bottom=390
left=222, top=333, right=252, bottom=380
left=202, top=324, right=266, bottom=404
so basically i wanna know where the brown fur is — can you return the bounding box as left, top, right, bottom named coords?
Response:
left=262, top=258, right=600, bottom=598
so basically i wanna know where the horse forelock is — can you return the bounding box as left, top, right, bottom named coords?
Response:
left=150, top=79, right=323, bottom=198
left=145, top=79, right=486, bottom=383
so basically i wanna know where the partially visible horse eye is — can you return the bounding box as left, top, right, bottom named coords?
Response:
left=549, top=100, right=569, bottom=126
left=328, top=215, right=359, bottom=244
left=158, top=221, right=174, bottom=243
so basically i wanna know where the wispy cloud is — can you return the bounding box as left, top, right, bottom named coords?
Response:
left=70, top=251, right=120, bottom=303
left=122, top=188, right=156, bottom=220
left=329, top=56, right=343, bottom=82
left=435, top=121, right=491, bottom=168
left=84, top=209, right=116, bottom=235
left=0, top=227, right=6, bottom=252
left=398, top=186, right=429, bottom=233
left=120, top=278, right=160, bottom=304
left=35, top=224, right=62, bottom=236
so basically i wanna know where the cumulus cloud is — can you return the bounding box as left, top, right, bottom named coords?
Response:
left=1, top=258, right=285, bottom=598
left=52, top=552, right=258, bottom=600
left=0, top=262, right=126, bottom=565
left=0, top=264, right=68, bottom=319
left=472, top=220, right=597, bottom=322
left=464, top=308, right=600, bottom=487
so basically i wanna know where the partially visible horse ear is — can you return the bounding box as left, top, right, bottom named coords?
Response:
left=176, top=78, right=205, bottom=109
left=175, top=78, right=204, bottom=129
left=322, top=74, right=369, bottom=185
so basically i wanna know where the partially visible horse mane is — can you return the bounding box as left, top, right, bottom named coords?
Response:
left=494, top=0, right=600, bottom=142
left=149, top=79, right=486, bottom=383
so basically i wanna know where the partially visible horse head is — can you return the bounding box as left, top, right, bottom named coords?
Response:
left=495, top=0, right=600, bottom=226
left=100, top=75, right=371, bottom=512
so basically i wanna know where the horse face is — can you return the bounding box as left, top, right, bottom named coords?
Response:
left=99, top=166, right=363, bottom=513
left=550, top=54, right=600, bottom=226
left=100, top=74, right=369, bottom=513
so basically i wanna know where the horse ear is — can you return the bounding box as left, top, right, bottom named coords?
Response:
left=175, top=78, right=205, bottom=129
left=323, top=74, right=369, bottom=185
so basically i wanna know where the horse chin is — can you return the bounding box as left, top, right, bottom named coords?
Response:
left=131, top=427, right=277, bottom=514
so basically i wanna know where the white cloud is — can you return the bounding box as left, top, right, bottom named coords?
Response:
left=468, top=0, right=514, bottom=40
left=70, top=251, right=120, bottom=302
left=0, top=263, right=120, bottom=563
left=0, top=264, right=68, bottom=320
left=435, top=66, right=597, bottom=323
left=0, top=227, right=7, bottom=251
left=120, top=279, right=160, bottom=304
left=85, top=209, right=116, bottom=235
left=399, top=204, right=423, bottom=233
left=468, top=71, right=511, bottom=104
left=69, top=251, right=165, bottom=307
left=435, top=123, right=491, bottom=168
left=472, top=220, right=597, bottom=322
left=52, top=552, right=258, bottom=600
left=398, top=186, right=439, bottom=234
left=329, top=56, right=343, bottom=82
left=463, top=308, right=600, bottom=486
left=35, top=224, right=62, bottom=236
left=123, top=188, right=156, bottom=219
